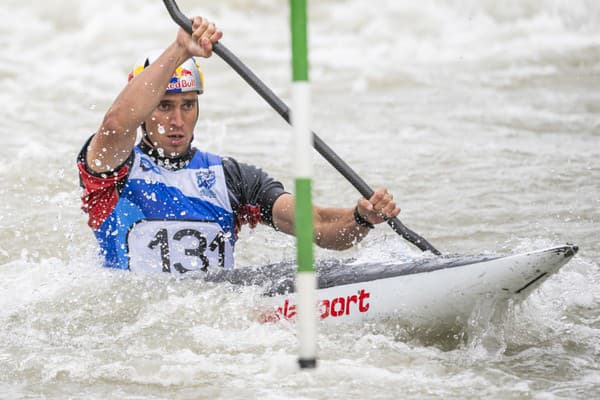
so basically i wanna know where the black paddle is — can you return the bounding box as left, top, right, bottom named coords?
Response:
left=162, top=0, right=441, bottom=256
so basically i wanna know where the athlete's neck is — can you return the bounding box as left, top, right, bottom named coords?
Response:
left=139, top=139, right=195, bottom=171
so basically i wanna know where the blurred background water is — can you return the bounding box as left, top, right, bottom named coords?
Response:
left=0, top=0, right=598, bottom=398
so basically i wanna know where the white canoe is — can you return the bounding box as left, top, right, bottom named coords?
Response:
left=203, top=244, right=578, bottom=327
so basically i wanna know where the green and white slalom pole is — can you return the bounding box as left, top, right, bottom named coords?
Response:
left=291, top=0, right=317, bottom=369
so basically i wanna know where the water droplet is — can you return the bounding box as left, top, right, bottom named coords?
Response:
left=157, top=124, right=166, bottom=134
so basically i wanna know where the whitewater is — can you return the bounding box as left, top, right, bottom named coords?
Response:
left=0, top=0, right=598, bottom=399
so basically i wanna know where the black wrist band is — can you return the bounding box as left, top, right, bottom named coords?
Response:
left=353, top=206, right=375, bottom=229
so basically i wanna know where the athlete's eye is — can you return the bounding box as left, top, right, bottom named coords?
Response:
left=157, top=102, right=172, bottom=112
left=182, top=101, right=196, bottom=111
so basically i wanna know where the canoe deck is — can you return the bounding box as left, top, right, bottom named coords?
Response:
left=202, top=244, right=578, bottom=296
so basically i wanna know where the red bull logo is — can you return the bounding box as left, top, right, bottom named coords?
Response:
left=129, top=63, right=200, bottom=92
left=259, top=289, right=371, bottom=323
left=166, top=67, right=197, bottom=92
left=179, top=68, right=193, bottom=77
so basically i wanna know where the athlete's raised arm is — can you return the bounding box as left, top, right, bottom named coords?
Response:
left=85, top=16, right=222, bottom=173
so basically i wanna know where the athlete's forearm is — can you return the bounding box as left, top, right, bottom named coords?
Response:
left=272, top=194, right=371, bottom=250
left=313, top=206, right=371, bottom=250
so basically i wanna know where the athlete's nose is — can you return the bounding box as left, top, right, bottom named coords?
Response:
left=169, top=107, right=184, bottom=128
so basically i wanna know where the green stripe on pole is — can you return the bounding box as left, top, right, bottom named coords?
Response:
left=295, top=178, right=313, bottom=272
left=291, top=0, right=308, bottom=82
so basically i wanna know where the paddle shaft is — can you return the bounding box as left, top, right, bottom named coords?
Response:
left=162, top=0, right=441, bottom=255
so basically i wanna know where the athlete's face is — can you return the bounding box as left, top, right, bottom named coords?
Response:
left=144, top=92, right=199, bottom=157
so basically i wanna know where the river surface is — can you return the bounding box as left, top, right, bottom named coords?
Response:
left=1, top=0, right=599, bottom=399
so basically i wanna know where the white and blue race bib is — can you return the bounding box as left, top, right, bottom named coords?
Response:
left=127, top=220, right=234, bottom=273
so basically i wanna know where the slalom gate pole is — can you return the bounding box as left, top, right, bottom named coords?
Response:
left=291, top=0, right=317, bottom=369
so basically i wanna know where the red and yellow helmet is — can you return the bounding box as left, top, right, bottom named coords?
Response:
left=128, top=50, right=205, bottom=94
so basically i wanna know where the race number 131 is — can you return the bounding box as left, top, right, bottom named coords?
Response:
left=127, top=221, right=232, bottom=273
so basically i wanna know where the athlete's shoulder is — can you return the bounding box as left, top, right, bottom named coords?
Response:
left=220, top=156, right=263, bottom=176
left=189, top=147, right=223, bottom=169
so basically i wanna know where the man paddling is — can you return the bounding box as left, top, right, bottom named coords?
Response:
left=77, top=16, right=400, bottom=272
